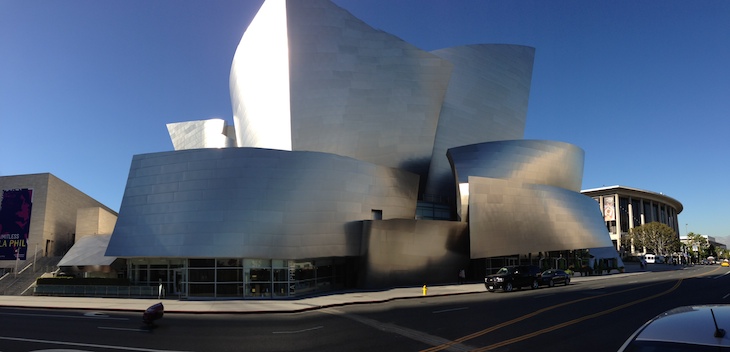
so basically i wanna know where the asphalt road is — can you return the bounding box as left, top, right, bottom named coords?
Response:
left=1, top=265, right=728, bottom=352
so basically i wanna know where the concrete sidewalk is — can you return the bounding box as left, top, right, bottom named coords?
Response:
left=0, top=263, right=679, bottom=314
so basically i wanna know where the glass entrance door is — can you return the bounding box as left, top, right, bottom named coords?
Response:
left=173, top=268, right=186, bottom=298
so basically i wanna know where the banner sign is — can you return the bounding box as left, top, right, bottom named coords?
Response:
left=603, top=196, right=615, bottom=222
left=0, top=189, right=33, bottom=260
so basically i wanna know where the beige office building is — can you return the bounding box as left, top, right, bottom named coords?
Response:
left=581, top=185, right=683, bottom=257
left=0, top=173, right=117, bottom=273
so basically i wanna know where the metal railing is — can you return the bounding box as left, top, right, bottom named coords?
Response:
left=34, top=285, right=158, bottom=298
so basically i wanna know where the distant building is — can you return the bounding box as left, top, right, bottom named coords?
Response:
left=581, top=185, right=683, bottom=257
left=679, top=234, right=726, bottom=258
left=0, top=173, right=117, bottom=275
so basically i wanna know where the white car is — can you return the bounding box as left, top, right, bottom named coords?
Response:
left=618, top=305, right=730, bottom=351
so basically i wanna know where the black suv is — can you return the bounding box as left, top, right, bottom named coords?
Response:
left=484, top=265, right=541, bottom=292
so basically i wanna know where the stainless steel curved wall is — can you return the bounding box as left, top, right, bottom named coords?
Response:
left=166, top=119, right=236, bottom=150
left=446, top=139, right=612, bottom=258
left=449, top=140, right=584, bottom=221
left=229, top=0, right=292, bottom=150
left=467, top=177, right=613, bottom=258
left=425, top=45, right=535, bottom=199
left=360, top=219, right=469, bottom=289
left=231, top=0, right=453, bottom=180
left=448, top=140, right=585, bottom=192
left=107, top=0, right=627, bottom=290
left=107, top=148, right=419, bottom=259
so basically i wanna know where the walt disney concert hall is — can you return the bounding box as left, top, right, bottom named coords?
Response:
left=105, top=0, right=618, bottom=298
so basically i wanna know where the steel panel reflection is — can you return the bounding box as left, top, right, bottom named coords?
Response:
left=230, top=0, right=453, bottom=180
left=449, top=140, right=584, bottom=192
left=360, top=219, right=469, bottom=288
left=425, top=45, right=535, bottom=199
left=467, top=177, right=613, bottom=258
left=166, top=119, right=236, bottom=150
left=107, top=148, right=418, bottom=259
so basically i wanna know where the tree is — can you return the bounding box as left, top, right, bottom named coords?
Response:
left=717, top=247, right=730, bottom=260
left=685, top=232, right=709, bottom=262
left=630, top=222, right=680, bottom=256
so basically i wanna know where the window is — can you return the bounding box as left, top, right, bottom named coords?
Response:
left=372, top=209, right=383, bottom=220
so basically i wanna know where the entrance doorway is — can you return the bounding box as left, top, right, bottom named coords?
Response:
left=173, top=269, right=185, bottom=298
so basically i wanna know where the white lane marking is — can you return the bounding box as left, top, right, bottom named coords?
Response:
left=723, top=293, right=730, bottom=299
left=432, top=307, right=468, bottom=314
left=85, top=312, right=110, bottom=318
left=99, top=326, right=150, bottom=332
left=272, top=326, right=324, bottom=334
left=1, top=312, right=127, bottom=320
left=719, top=271, right=730, bottom=278
left=322, top=308, right=475, bottom=352
left=0, top=336, right=191, bottom=352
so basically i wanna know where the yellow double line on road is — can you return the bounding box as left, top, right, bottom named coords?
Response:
left=422, top=267, right=722, bottom=352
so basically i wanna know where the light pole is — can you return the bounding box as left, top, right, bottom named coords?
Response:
left=14, top=247, right=19, bottom=278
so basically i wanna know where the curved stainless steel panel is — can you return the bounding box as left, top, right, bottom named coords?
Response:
left=425, top=44, right=535, bottom=199
left=467, top=177, right=613, bottom=258
left=107, top=0, right=630, bottom=290
left=107, top=148, right=419, bottom=259
left=449, top=140, right=584, bottom=192
left=360, top=219, right=469, bottom=288
left=229, top=0, right=292, bottom=150
left=166, top=119, right=236, bottom=150
left=231, top=0, right=452, bottom=180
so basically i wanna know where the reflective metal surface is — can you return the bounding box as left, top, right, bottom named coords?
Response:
left=106, top=0, right=628, bottom=290
left=449, top=140, right=585, bottom=192
left=360, top=219, right=469, bottom=288
left=467, top=177, right=613, bottom=258
left=166, top=119, right=236, bottom=150
left=425, top=45, right=535, bottom=199
left=229, top=0, right=291, bottom=150
left=231, top=0, right=453, bottom=180
left=107, top=148, right=418, bottom=259
left=447, top=140, right=611, bottom=258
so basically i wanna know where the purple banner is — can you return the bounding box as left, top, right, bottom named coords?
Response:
left=0, top=189, right=33, bottom=260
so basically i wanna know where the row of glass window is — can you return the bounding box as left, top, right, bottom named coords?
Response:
left=596, top=196, right=679, bottom=234
left=128, top=257, right=345, bottom=298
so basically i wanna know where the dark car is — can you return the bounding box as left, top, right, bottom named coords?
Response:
left=539, top=269, right=570, bottom=287
left=484, top=265, right=541, bottom=292
left=618, top=305, right=730, bottom=351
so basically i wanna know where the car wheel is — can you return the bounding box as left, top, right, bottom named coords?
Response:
left=531, top=279, right=539, bottom=289
left=548, top=279, right=555, bottom=287
left=504, top=282, right=513, bottom=292
left=565, top=277, right=570, bottom=286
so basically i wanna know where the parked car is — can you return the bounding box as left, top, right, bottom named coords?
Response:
left=484, top=265, right=541, bottom=292
left=618, top=304, right=730, bottom=351
left=539, top=269, right=570, bottom=287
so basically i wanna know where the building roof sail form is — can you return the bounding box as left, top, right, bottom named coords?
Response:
left=230, top=0, right=292, bottom=150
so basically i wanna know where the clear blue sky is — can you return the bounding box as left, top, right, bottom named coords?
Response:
left=1, top=1, right=728, bottom=240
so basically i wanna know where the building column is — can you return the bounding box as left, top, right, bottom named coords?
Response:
left=627, top=199, right=634, bottom=256
left=613, top=194, right=620, bottom=250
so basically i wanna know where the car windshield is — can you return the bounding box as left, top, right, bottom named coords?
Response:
left=495, top=267, right=512, bottom=275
